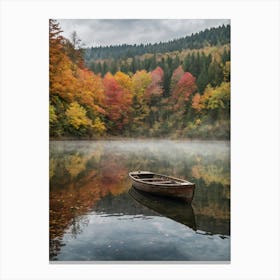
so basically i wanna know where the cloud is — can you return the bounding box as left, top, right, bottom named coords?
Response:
left=57, top=19, right=230, bottom=47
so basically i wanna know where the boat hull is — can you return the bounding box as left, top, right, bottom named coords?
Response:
left=129, top=171, right=195, bottom=203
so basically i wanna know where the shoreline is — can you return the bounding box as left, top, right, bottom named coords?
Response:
left=49, top=136, right=230, bottom=142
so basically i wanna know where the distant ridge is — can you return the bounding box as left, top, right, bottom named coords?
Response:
left=85, top=24, right=230, bottom=61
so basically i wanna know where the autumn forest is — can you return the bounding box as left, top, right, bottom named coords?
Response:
left=49, top=20, right=230, bottom=139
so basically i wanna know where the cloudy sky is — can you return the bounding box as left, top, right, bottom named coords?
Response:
left=58, top=19, right=230, bottom=47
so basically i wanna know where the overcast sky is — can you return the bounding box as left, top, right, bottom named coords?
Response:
left=58, top=19, right=230, bottom=47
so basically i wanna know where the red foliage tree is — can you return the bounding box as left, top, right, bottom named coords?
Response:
left=145, top=66, right=164, bottom=100
left=170, top=66, right=184, bottom=94
left=171, top=71, right=197, bottom=110
left=103, top=73, right=132, bottom=131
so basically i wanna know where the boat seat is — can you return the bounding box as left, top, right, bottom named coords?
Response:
left=155, top=181, right=175, bottom=184
left=141, top=178, right=175, bottom=184
left=140, top=178, right=166, bottom=181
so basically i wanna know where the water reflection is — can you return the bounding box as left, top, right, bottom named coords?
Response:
left=50, top=140, right=230, bottom=261
left=128, top=187, right=196, bottom=230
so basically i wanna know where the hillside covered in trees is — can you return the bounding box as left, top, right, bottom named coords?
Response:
left=85, top=24, right=230, bottom=60
left=49, top=20, right=230, bottom=139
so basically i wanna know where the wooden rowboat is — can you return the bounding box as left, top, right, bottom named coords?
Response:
left=128, top=171, right=195, bottom=203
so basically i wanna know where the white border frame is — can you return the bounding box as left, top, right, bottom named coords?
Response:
left=1, top=0, right=279, bottom=279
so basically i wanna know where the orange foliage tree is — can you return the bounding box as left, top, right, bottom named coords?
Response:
left=49, top=19, right=76, bottom=103
left=49, top=19, right=106, bottom=137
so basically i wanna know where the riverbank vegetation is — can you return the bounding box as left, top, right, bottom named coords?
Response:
left=49, top=20, right=230, bottom=139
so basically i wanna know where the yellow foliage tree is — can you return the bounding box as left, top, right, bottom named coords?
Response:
left=131, top=70, right=152, bottom=127
left=49, top=104, right=57, bottom=124
left=223, top=61, right=230, bottom=82
left=114, top=71, right=132, bottom=91
left=198, top=82, right=230, bottom=111
left=132, top=70, right=152, bottom=97
left=206, top=82, right=230, bottom=110
left=92, top=117, right=106, bottom=135
left=65, top=102, right=91, bottom=130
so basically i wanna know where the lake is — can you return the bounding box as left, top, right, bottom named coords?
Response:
left=49, top=140, right=230, bottom=262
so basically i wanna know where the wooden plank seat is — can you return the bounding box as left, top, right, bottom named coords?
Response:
left=140, top=178, right=168, bottom=181
left=140, top=178, right=175, bottom=184
left=155, top=181, right=176, bottom=184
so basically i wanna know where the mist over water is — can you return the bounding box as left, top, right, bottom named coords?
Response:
left=50, top=140, right=230, bottom=261
left=50, top=139, right=228, bottom=154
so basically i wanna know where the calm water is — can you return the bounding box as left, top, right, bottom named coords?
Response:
left=50, top=140, right=230, bottom=262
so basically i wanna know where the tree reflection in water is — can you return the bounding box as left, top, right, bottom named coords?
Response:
left=50, top=140, right=230, bottom=259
